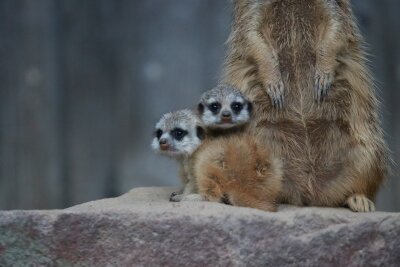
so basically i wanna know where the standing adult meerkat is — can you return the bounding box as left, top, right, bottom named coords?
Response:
left=223, top=0, right=389, bottom=211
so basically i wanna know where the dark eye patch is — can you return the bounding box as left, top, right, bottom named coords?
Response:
left=196, top=126, right=205, bottom=140
left=155, top=129, right=163, bottom=139
left=171, top=128, right=188, bottom=141
left=198, top=103, right=204, bottom=114
left=231, top=102, right=243, bottom=114
left=247, top=101, right=252, bottom=114
left=208, top=102, right=221, bottom=114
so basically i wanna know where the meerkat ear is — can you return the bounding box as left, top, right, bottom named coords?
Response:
left=196, top=126, right=206, bottom=140
left=198, top=103, right=204, bottom=114
left=247, top=101, right=253, bottom=114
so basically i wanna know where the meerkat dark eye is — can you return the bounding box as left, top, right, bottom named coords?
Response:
left=155, top=129, right=163, bottom=139
left=171, top=128, right=188, bottom=141
left=231, top=102, right=243, bottom=114
left=208, top=102, right=221, bottom=114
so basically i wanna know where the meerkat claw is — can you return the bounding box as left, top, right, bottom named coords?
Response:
left=169, top=191, right=178, bottom=201
left=169, top=193, right=184, bottom=202
left=279, top=94, right=284, bottom=109
left=346, top=194, right=376, bottom=212
left=266, top=80, right=284, bottom=109
left=315, top=70, right=334, bottom=102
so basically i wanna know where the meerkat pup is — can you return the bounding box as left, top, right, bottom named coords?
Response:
left=151, top=109, right=205, bottom=202
left=198, top=83, right=252, bottom=132
left=194, top=133, right=283, bottom=212
left=223, top=0, right=389, bottom=212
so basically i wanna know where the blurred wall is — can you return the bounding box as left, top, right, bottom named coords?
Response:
left=0, top=0, right=399, bottom=211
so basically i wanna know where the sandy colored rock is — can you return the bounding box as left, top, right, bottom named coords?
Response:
left=0, top=187, right=399, bottom=266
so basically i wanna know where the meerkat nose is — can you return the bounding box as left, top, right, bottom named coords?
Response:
left=159, top=138, right=170, bottom=151
left=222, top=111, right=231, bottom=118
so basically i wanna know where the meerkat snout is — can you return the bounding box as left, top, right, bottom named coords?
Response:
left=198, top=84, right=252, bottom=129
left=221, top=110, right=232, bottom=122
left=158, top=138, right=169, bottom=150
left=221, top=111, right=231, bottom=117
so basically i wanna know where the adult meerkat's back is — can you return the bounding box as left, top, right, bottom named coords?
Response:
left=224, top=0, right=389, bottom=211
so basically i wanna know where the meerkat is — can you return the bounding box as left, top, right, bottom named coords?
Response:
left=222, top=0, right=389, bottom=212
left=151, top=109, right=205, bottom=202
left=194, top=133, right=283, bottom=212
left=198, top=83, right=252, bottom=133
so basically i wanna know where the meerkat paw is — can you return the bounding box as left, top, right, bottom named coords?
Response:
left=346, top=194, right=376, bottom=212
left=180, top=194, right=205, bottom=202
left=265, top=80, right=284, bottom=109
left=315, top=69, right=334, bottom=102
left=169, top=192, right=184, bottom=202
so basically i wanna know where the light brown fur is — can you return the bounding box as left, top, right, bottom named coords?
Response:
left=193, top=133, right=283, bottom=211
left=222, top=0, right=389, bottom=212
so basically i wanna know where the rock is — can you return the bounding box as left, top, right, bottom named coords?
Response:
left=0, top=187, right=399, bottom=266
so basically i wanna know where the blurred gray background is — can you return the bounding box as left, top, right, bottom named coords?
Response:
left=0, top=0, right=399, bottom=211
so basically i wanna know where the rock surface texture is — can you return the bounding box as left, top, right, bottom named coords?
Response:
left=0, top=187, right=399, bottom=267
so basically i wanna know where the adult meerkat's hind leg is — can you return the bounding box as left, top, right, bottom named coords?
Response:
left=318, top=144, right=385, bottom=213
left=345, top=194, right=376, bottom=212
